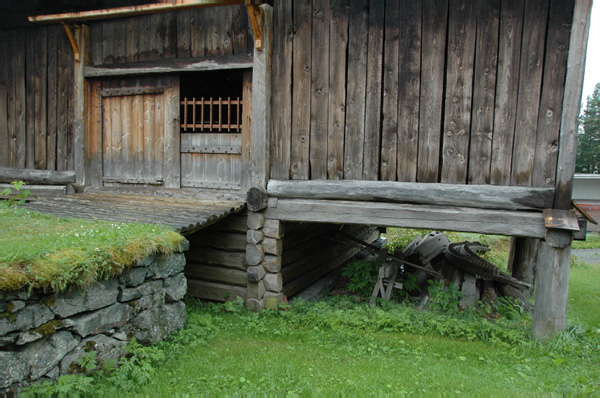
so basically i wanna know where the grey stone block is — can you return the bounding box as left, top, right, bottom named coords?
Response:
left=0, top=333, right=17, bottom=347
left=264, top=292, right=284, bottom=310
left=149, top=253, right=186, bottom=279
left=164, top=302, right=186, bottom=334
left=128, top=292, right=165, bottom=316
left=8, top=300, right=26, bottom=313
left=164, top=273, right=187, bottom=303
left=118, top=267, right=149, bottom=287
left=70, top=303, right=130, bottom=338
left=60, top=334, right=127, bottom=374
left=51, top=279, right=119, bottom=318
left=0, top=351, right=30, bottom=388
left=0, top=303, right=55, bottom=335
left=25, top=331, right=80, bottom=380
left=119, top=280, right=164, bottom=302
left=130, top=307, right=168, bottom=345
left=16, top=330, right=44, bottom=345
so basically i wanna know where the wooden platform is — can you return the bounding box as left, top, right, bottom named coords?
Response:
left=23, top=192, right=246, bottom=235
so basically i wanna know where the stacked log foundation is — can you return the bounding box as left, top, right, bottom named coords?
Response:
left=245, top=210, right=380, bottom=310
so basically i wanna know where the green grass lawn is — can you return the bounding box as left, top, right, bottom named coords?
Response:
left=32, top=262, right=600, bottom=395
left=0, top=207, right=185, bottom=292
left=19, top=226, right=600, bottom=395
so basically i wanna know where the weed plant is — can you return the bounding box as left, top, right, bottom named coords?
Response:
left=0, top=207, right=185, bottom=292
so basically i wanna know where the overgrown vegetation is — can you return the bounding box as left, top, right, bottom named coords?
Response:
left=1, top=180, right=31, bottom=208
left=0, top=207, right=185, bottom=292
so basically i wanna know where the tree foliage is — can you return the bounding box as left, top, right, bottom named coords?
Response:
left=577, top=83, right=600, bottom=174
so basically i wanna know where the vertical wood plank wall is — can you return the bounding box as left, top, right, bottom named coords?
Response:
left=0, top=5, right=251, bottom=173
left=270, top=0, right=575, bottom=188
left=0, top=26, right=74, bottom=170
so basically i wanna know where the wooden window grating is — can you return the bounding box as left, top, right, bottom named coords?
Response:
left=180, top=96, right=242, bottom=133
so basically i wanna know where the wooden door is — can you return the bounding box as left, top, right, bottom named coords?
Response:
left=91, top=76, right=180, bottom=188
left=179, top=70, right=252, bottom=191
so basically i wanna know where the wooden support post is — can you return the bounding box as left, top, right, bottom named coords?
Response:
left=508, top=237, right=541, bottom=295
left=250, top=4, right=272, bottom=190
left=73, top=25, right=89, bottom=186
left=554, top=0, right=592, bottom=210
left=532, top=231, right=572, bottom=339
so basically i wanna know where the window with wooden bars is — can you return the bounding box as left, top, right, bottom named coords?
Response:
left=181, top=96, right=242, bottom=133
left=179, top=70, right=244, bottom=133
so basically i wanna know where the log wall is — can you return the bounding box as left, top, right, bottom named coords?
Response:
left=185, top=210, right=249, bottom=302
left=270, top=0, right=575, bottom=188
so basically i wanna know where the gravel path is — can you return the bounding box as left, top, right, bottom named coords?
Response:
left=572, top=249, right=600, bottom=265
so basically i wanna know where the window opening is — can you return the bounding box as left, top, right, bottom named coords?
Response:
left=180, top=70, right=244, bottom=133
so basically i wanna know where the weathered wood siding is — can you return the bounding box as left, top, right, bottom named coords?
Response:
left=0, top=26, right=74, bottom=171
left=89, top=5, right=253, bottom=66
left=270, top=0, right=574, bottom=187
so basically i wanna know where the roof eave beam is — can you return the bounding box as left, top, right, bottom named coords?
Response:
left=28, top=0, right=250, bottom=24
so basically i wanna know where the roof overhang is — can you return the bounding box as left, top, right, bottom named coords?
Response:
left=28, top=0, right=261, bottom=23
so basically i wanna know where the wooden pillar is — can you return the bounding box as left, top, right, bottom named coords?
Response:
left=250, top=4, right=273, bottom=190
left=73, top=25, right=89, bottom=186
left=531, top=0, right=592, bottom=339
left=532, top=232, right=572, bottom=339
left=508, top=237, right=541, bottom=295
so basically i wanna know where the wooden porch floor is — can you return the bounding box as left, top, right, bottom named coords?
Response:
left=23, top=192, right=246, bottom=235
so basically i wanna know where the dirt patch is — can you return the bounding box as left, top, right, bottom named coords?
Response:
left=572, top=249, right=600, bottom=265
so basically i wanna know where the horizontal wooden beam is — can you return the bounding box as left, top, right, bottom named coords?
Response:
left=0, top=167, right=76, bottom=185
left=267, top=180, right=554, bottom=211
left=84, top=55, right=253, bottom=78
left=263, top=199, right=547, bottom=238
left=0, top=184, right=68, bottom=199
left=28, top=1, right=258, bottom=23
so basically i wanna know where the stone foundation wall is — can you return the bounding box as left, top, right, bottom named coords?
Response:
left=0, top=251, right=188, bottom=393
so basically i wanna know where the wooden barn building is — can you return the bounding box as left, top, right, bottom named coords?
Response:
left=0, top=0, right=593, bottom=338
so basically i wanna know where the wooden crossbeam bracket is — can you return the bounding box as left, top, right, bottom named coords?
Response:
left=246, top=0, right=264, bottom=50
left=62, top=23, right=80, bottom=62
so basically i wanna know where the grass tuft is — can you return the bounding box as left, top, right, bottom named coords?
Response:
left=0, top=207, right=185, bottom=293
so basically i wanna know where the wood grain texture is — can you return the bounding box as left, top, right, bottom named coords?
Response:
left=87, top=80, right=103, bottom=186
left=441, top=0, right=476, bottom=184
left=290, top=0, right=312, bottom=179
left=309, top=0, right=331, bottom=179
left=396, top=0, right=422, bottom=182
left=343, top=0, right=368, bottom=180
left=46, top=26, right=59, bottom=170
left=380, top=0, right=399, bottom=181
left=263, top=198, right=546, bottom=238
left=532, top=0, right=574, bottom=187
left=327, top=0, right=349, bottom=180
left=250, top=4, right=273, bottom=189
left=34, top=27, right=48, bottom=170
left=490, top=0, right=524, bottom=185
left=267, top=179, right=555, bottom=211
left=270, top=0, right=293, bottom=179
left=510, top=0, right=549, bottom=186
left=468, top=0, right=499, bottom=184
left=0, top=31, right=8, bottom=167
left=417, top=0, right=448, bottom=182
left=363, top=0, right=384, bottom=180
left=176, top=10, right=191, bottom=58
left=554, top=0, right=592, bottom=209
left=25, top=29, right=36, bottom=169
